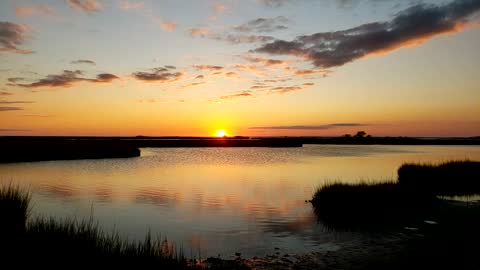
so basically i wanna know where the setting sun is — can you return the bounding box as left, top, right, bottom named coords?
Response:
left=214, top=130, right=227, bottom=137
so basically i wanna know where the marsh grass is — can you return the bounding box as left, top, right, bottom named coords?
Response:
left=311, top=160, right=480, bottom=231
left=0, top=184, right=31, bottom=235
left=0, top=186, right=190, bottom=266
left=311, top=181, right=438, bottom=230
left=398, top=160, right=480, bottom=196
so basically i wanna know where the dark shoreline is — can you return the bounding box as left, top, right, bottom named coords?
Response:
left=1, top=136, right=479, bottom=163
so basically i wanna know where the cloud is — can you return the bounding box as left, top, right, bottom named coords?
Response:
left=71, top=59, right=96, bottom=65
left=119, top=0, right=144, bottom=10
left=268, top=85, right=303, bottom=94
left=249, top=123, right=368, bottom=130
left=178, top=82, right=207, bottom=89
left=254, top=0, right=480, bottom=68
left=283, top=67, right=333, bottom=76
left=188, top=27, right=210, bottom=38
left=132, top=68, right=183, bottom=82
left=233, top=16, right=289, bottom=33
left=0, top=107, right=23, bottom=111
left=188, top=27, right=274, bottom=44
left=21, top=114, right=54, bottom=117
left=16, top=4, right=55, bottom=17
left=7, top=77, right=25, bottom=83
left=212, top=34, right=274, bottom=44
left=66, top=0, right=102, bottom=13
left=257, top=0, right=291, bottom=7
left=0, top=92, right=13, bottom=96
left=193, top=65, right=223, bottom=71
left=242, top=55, right=287, bottom=66
left=233, top=64, right=267, bottom=77
left=138, top=98, right=166, bottom=103
left=0, top=22, right=33, bottom=54
left=160, top=20, right=177, bottom=32
left=210, top=91, right=254, bottom=103
left=12, top=70, right=119, bottom=88
left=0, top=128, right=31, bottom=132
left=194, top=75, right=204, bottom=79
left=0, top=100, right=35, bottom=104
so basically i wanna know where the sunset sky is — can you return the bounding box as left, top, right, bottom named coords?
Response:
left=1, top=0, right=479, bottom=137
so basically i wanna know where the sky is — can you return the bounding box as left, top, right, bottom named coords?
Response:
left=0, top=0, right=479, bottom=137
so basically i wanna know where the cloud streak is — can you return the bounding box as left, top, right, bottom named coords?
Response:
left=16, top=4, right=55, bottom=17
left=132, top=68, right=183, bottom=82
left=12, top=70, right=119, bottom=88
left=249, top=123, right=368, bottom=130
left=255, top=0, right=480, bottom=68
left=71, top=59, right=96, bottom=65
left=0, top=107, right=24, bottom=111
left=233, top=16, right=289, bottom=33
left=66, top=0, right=102, bottom=13
left=0, top=22, right=33, bottom=54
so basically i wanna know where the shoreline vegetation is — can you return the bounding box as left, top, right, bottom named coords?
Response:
left=1, top=160, right=479, bottom=268
left=310, top=160, right=480, bottom=269
left=1, top=135, right=479, bottom=163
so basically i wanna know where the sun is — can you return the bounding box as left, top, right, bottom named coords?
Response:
left=214, top=129, right=227, bottom=137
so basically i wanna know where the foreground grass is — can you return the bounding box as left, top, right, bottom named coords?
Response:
left=0, top=185, right=188, bottom=266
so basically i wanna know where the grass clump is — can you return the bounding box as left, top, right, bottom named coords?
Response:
left=398, top=160, right=480, bottom=196
left=311, top=182, right=437, bottom=230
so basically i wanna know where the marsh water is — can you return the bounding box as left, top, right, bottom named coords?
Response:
left=1, top=145, right=480, bottom=257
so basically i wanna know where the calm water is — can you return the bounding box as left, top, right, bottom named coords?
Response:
left=1, top=145, right=480, bottom=257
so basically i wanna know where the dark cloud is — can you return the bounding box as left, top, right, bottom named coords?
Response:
left=249, top=123, right=368, bottom=130
left=193, top=65, right=223, bottom=71
left=7, top=77, right=25, bottom=83
left=0, top=106, right=23, bottom=111
left=66, top=0, right=102, bottom=13
left=13, top=70, right=119, bottom=88
left=165, top=65, right=176, bottom=69
left=0, top=100, right=35, bottom=104
left=71, top=59, right=96, bottom=65
left=0, top=21, right=33, bottom=54
left=132, top=68, right=183, bottom=82
left=254, top=0, right=480, bottom=68
left=194, top=75, right=204, bottom=79
left=0, top=92, right=13, bottom=96
left=233, top=16, right=289, bottom=33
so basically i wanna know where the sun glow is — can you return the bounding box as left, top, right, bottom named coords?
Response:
left=214, top=129, right=227, bottom=137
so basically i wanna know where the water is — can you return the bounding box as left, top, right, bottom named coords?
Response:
left=1, top=145, right=479, bottom=257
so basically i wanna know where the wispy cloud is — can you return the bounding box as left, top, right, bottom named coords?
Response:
left=209, top=3, right=227, bottom=20
left=0, top=22, right=33, bottom=54
left=178, top=82, right=207, bottom=89
left=11, top=70, right=119, bottom=88
left=0, top=128, right=31, bottom=132
left=249, top=123, right=368, bottom=130
left=132, top=68, right=183, bottom=82
left=0, top=107, right=24, bottom=111
left=160, top=20, right=177, bottom=32
left=193, top=64, right=223, bottom=71
left=209, top=91, right=254, bottom=103
left=15, top=4, right=55, bottom=17
left=0, top=100, right=35, bottom=104
left=0, top=92, right=13, bottom=96
left=255, top=1, right=480, bottom=68
left=242, top=55, right=287, bottom=66
left=188, top=27, right=210, bottom=38
left=66, top=0, right=102, bottom=13
left=119, top=0, right=144, bottom=10
left=233, top=16, right=289, bottom=33
left=71, top=59, right=96, bottom=65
